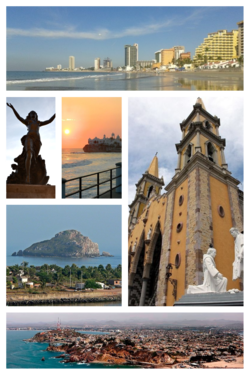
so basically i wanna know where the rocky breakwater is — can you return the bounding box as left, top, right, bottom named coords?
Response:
left=8, top=293, right=122, bottom=307
left=11, top=230, right=104, bottom=258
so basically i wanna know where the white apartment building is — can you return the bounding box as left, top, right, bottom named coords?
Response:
left=69, top=56, right=75, bottom=70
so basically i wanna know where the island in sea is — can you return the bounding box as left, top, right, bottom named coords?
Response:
left=83, top=133, right=121, bottom=153
left=11, top=229, right=113, bottom=258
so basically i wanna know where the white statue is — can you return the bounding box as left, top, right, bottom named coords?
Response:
left=147, top=226, right=152, bottom=240
left=187, top=248, right=227, bottom=294
left=230, top=227, right=244, bottom=280
left=132, top=241, right=137, bottom=253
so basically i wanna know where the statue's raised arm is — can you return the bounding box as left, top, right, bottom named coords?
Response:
left=39, top=113, right=56, bottom=127
left=7, top=103, right=27, bottom=125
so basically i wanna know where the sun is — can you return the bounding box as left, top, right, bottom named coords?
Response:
left=64, top=129, right=70, bottom=135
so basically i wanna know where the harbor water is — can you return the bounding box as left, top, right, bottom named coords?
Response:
left=7, top=330, right=129, bottom=368
left=62, top=149, right=121, bottom=198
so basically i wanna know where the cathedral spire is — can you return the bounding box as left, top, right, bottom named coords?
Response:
left=147, top=154, right=159, bottom=178
left=196, top=97, right=206, bottom=110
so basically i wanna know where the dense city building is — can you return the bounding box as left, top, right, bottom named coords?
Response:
left=103, top=57, right=113, bottom=68
left=237, top=21, right=244, bottom=57
left=125, top=43, right=138, bottom=67
left=180, top=52, right=191, bottom=60
left=136, top=60, right=155, bottom=69
left=94, top=57, right=101, bottom=70
left=193, top=29, right=239, bottom=62
left=174, top=46, right=185, bottom=60
left=69, top=56, right=75, bottom=70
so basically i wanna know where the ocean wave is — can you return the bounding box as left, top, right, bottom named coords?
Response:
left=62, top=160, right=92, bottom=169
left=7, top=74, right=123, bottom=85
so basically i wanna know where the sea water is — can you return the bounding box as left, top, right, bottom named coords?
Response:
left=7, top=330, right=130, bottom=369
left=62, top=149, right=121, bottom=198
left=6, top=254, right=121, bottom=268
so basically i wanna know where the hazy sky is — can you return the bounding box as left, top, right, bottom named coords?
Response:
left=62, top=97, right=121, bottom=148
left=128, top=97, right=243, bottom=205
left=6, top=97, right=56, bottom=185
left=7, top=205, right=121, bottom=255
left=7, top=6, right=243, bottom=70
left=7, top=312, right=243, bottom=325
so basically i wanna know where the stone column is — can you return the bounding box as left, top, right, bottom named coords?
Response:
left=196, top=111, right=200, bottom=122
left=221, top=147, right=228, bottom=169
left=139, top=279, right=148, bottom=306
left=175, top=152, right=181, bottom=174
left=215, top=125, right=220, bottom=136
left=195, top=130, right=202, bottom=153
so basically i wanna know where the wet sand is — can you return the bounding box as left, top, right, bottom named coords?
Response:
left=126, top=69, right=245, bottom=91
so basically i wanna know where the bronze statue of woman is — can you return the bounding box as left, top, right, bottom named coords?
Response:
left=7, top=103, right=56, bottom=185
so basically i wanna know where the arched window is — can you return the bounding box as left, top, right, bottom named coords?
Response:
left=184, top=144, right=193, bottom=165
left=206, top=142, right=218, bottom=164
left=205, top=120, right=212, bottom=130
left=147, top=185, right=153, bottom=198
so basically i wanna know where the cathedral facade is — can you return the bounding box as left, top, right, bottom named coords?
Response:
left=128, top=98, right=243, bottom=306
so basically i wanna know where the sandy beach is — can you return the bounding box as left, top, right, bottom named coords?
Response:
left=202, top=356, right=243, bottom=368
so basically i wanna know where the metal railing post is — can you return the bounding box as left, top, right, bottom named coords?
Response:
left=97, top=173, right=100, bottom=198
left=115, top=162, right=122, bottom=193
left=110, top=169, right=112, bottom=198
left=79, top=178, right=82, bottom=198
left=62, top=178, right=66, bottom=198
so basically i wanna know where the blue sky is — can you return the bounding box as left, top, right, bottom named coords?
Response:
left=6, top=97, right=56, bottom=185
left=7, top=205, right=121, bottom=256
left=7, top=6, right=243, bottom=70
left=128, top=97, right=243, bottom=205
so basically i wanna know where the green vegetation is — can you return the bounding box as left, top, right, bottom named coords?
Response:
left=7, top=263, right=121, bottom=289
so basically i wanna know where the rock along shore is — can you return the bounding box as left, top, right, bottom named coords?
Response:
left=7, top=295, right=121, bottom=306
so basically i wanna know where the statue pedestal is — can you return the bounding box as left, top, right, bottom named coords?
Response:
left=7, top=184, right=55, bottom=199
left=174, top=291, right=243, bottom=306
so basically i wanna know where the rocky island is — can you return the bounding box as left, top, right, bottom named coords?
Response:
left=11, top=230, right=113, bottom=258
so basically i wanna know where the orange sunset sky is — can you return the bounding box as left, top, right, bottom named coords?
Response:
left=62, top=97, right=121, bottom=148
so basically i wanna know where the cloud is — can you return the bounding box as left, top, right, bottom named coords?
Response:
left=7, top=9, right=207, bottom=41
left=128, top=97, right=243, bottom=202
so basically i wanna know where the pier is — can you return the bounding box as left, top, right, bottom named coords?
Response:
left=62, top=163, right=122, bottom=199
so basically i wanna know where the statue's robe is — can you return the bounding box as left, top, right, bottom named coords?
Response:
left=187, top=254, right=227, bottom=294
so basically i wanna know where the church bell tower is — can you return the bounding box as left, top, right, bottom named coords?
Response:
left=128, top=154, right=164, bottom=230
left=156, top=98, right=243, bottom=306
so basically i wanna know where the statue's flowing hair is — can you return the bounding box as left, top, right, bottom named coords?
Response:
left=26, top=111, right=38, bottom=121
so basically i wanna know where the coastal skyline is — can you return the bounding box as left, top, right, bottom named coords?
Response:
left=6, top=97, right=56, bottom=185
left=129, top=97, right=243, bottom=205
left=7, top=205, right=121, bottom=256
left=7, top=6, right=243, bottom=70
left=7, top=312, right=243, bottom=325
left=62, top=97, right=121, bottom=148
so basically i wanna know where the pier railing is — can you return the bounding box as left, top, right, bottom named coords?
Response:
left=62, top=163, right=122, bottom=199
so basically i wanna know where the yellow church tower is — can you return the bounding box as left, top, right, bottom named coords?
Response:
left=128, top=154, right=164, bottom=229
left=128, top=98, right=243, bottom=306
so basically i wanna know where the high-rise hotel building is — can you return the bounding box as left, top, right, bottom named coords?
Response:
left=193, top=29, right=239, bottom=62
left=125, top=44, right=138, bottom=67
left=69, top=56, right=75, bottom=70
left=237, top=21, right=244, bottom=57
left=94, top=58, right=101, bottom=70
